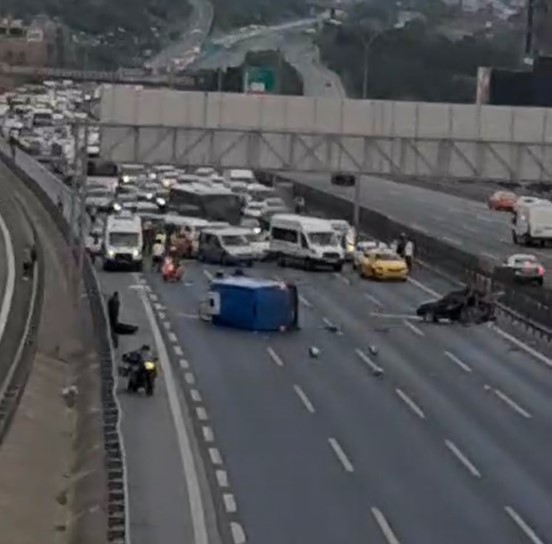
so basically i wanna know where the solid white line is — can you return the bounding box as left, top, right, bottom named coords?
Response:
left=335, top=273, right=351, bottom=284
left=185, top=372, right=196, bottom=385
left=355, top=348, right=383, bottom=374
left=138, top=289, right=209, bottom=544
left=0, top=211, right=15, bottom=346
left=267, top=346, right=284, bottom=367
left=167, top=331, right=177, bottom=342
left=371, top=507, right=401, bottom=544
left=202, top=426, right=214, bottom=443
left=328, top=437, right=354, bottom=472
left=481, top=251, right=497, bottom=260
left=230, top=522, right=247, bottom=544
left=445, top=439, right=481, bottom=478
left=203, top=269, right=213, bottom=281
left=442, top=235, right=462, bottom=246
left=216, top=469, right=228, bottom=488
left=196, top=407, right=208, bottom=421
left=364, top=292, right=383, bottom=306
left=299, top=294, right=312, bottom=308
left=190, top=389, right=202, bottom=402
left=209, top=447, right=222, bottom=465
left=493, top=389, right=532, bottom=418
left=223, top=493, right=237, bottom=513
left=179, top=358, right=190, bottom=369
left=174, top=345, right=184, bottom=356
left=505, top=506, right=546, bottom=544
left=403, top=319, right=425, bottom=337
left=395, top=388, right=426, bottom=420
left=293, top=384, right=315, bottom=413
left=444, top=351, right=473, bottom=373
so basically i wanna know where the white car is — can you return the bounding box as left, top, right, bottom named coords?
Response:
left=352, top=240, right=388, bottom=269
left=243, top=201, right=265, bottom=218
left=513, top=196, right=549, bottom=212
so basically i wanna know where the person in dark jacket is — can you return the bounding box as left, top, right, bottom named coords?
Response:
left=8, top=132, right=17, bottom=160
left=107, top=291, right=121, bottom=346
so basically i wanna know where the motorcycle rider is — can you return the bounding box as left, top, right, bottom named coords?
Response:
left=125, top=344, right=154, bottom=391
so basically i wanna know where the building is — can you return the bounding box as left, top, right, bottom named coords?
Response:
left=0, top=16, right=59, bottom=67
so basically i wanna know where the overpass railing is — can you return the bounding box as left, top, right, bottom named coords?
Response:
left=0, top=139, right=129, bottom=544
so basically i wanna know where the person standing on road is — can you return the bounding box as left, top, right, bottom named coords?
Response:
left=8, top=132, right=17, bottom=160
left=107, top=291, right=121, bottom=347
left=395, top=233, right=414, bottom=272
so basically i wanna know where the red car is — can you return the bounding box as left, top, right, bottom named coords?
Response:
left=488, top=191, right=517, bottom=212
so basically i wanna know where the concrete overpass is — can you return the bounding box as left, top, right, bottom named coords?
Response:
left=0, top=64, right=197, bottom=88
left=99, top=85, right=552, bottom=183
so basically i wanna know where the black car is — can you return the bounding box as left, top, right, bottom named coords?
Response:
left=416, top=289, right=495, bottom=324
left=331, top=173, right=356, bottom=187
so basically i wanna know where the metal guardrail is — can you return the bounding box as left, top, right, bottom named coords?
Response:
left=280, top=175, right=552, bottom=340
left=0, top=148, right=129, bottom=543
left=0, top=216, right=44, bottom=445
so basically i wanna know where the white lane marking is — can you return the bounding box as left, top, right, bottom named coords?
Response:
left=167, top=331, right=177, bottom=343
left=138, top=288, right=209, bottom=544
left=0, top=211, right=15, bottom=347
left=230, top=522, right=247, bottom=544
left=395, top=388, right=426, bottom=420
left=179, top=358, right=190, bottom=369
left=216, top=469, right=228, bottom=488
left=411, top=223, right=429, bottom=234
left=203, top=269, right=213, bottom=281
left=407, top=276, right=439, bottom=297
left=149, top=293, right=159, bottom=302
left=505, top=506, right=546, bottom=544
left=491, top=326, right=552, bottom=369
left=371, top=507, right=401, bottom=544
left=209, top=447, right=222, bottom=465
left=355, top=348, right=383, bottom=374
left=267, top=346, right=284, bottom=367
left=223, top=493, right=237, bottom=513
left=174, top=345, right=184, bottom=356
left=364, top=292, right=383, bottom=306
left=185, top=372, right=196, bottom=385
left=322, top=317, right=335, bottom=329
left=409, top=277, right=552, bottom=371
left=190, top=389, right=202, bottom=402
left=299, top=294, right=312, bottom=308
left=202, top=426, right=214, bottom=443
left=481, top=251, right=497, bottom=260
left=335, top=273, right=351, bottom=285
left=196, top=407, right=208, bottom=421
left=493, top=389, right=532, bottom=418
left=476, top=214, right=494, bottom=223
left=402, top=319, right=425, bottom=337
left=441, top=235, right=462, bottom=246
left=158, top=311, right=166, bottom=320
left=293, top=384, right=315, bottom=413
left=444, top=439, right=481, bottom=478
left=328, top=437, right=354, bottom=472
left=444, top=351, right=473, bottom=373
left=463, top=224, right=477, bottom=233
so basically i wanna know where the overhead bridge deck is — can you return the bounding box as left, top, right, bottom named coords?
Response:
left=98, top=86, right=552, bottom=183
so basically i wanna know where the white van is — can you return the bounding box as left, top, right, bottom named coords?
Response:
left=329, top=219, right=356, bottom=260
left=512, top=202, right=552, bottom=246
left=103, top=211, right=143, bottom=270
left=269, top=214, right=345, bottom=271
left=224, top=169, right=256, bottom=185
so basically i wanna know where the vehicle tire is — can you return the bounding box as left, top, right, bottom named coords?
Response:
left=304, top=258, right=314, bottom=271
left=145, top=377, right=154, bottom=396
left=536, top=277, right=544, bottom=286
left=135, top=262, right=143, bottom=272
left=247, top=260, right=253, bottom=268
left=333, top=263, right=343, bottom=272
left=102, top=261, right=110, bottom=271
left=277, top=255, right=286, bottom=267
left=431, top=312, right=439, bottom=323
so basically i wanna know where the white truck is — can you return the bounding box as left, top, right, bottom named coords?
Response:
left=103, top=211, right=144, bottom=270
left=512, top=202, right=552, bottom=246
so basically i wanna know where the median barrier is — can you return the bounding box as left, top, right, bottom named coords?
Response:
left=280, top=174, right=552, bottom=338
left=0, top=145, right=128, bottom=544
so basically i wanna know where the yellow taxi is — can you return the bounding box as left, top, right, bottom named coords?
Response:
left=358, top=248, right=409, bottom=281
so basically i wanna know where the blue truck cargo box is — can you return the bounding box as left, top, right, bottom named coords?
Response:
left=208, top=277, right=298, bottom=331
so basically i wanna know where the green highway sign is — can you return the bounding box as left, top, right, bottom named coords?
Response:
left=243, top=66, right=276, bottom=94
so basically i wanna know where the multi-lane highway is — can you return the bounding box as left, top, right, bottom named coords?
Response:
left=99, top=257, right=552, bottom=544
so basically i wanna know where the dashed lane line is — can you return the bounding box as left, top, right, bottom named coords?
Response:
left=299, top=294, right=312, bottom=308
left=230, top=521, right=247, bottom=544
left=216, top=470, right=229, bottom=488
left=174, top=345, right=184, bottom=356
left=190, top=389, right=202, bottom=402
left=505, top=506, right=546, bottom=544
left=328, top=437, right=354, bottom=473
left=402, top=319, right=425, bottom=337
left=395, top=388, right=426, bottom=420
left=355, top=348, right=384, bottom=374
left=444, top=439, right=481, bottom=478
left=209, top=447, right=223, bottom=465
left=202, top=426, right=214, bottom=443
left=196, top=407, right=208, bottom=421
left=184, top=372, right=196, bottom=385
left=371, top=507, right=401, bottom=544
left=179, top=358, right=190, bottom=369
left=363, top=292, right=383, bottom=306
left=444, top=351, right=473, bottom=373
left=223, top=493, right=237, bottom=513
left=293, top=384, right=316, bottom=414
left=493, top=388, right=532, bottom=419
left=167, top=331, right=177, bottom=343
left=267, top=346, right=285, bottom=367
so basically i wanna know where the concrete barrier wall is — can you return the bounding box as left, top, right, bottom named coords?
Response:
left=100, top=86, right=552, bottom=143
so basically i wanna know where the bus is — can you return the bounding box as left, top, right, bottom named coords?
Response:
left=168, top=182, right=243, bottom=224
